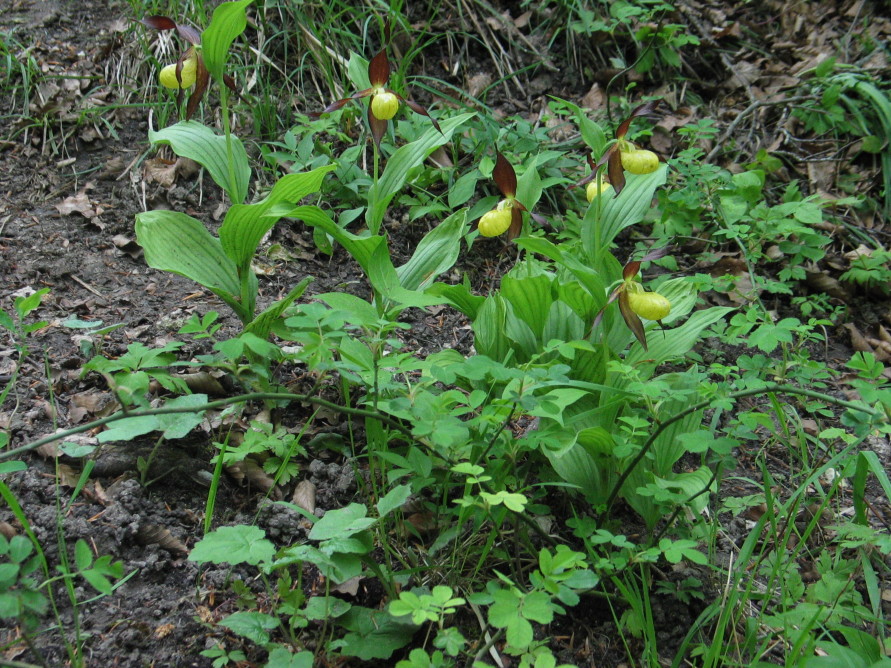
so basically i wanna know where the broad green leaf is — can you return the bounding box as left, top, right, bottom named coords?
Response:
left=219, top=611, right=278, bottom=645
left=201, top=0, right=253, bottom=82
left=286, top=206, right=385, bottom=278
left=448, top=170, right=479, bottom=208
left=502, top=273, right=554, bottom=339
left=316, top=292, right=380, bottom=327
left=309, top=503, right=376, bottom=541
left=220, top=166, right=335, bottom=268
left=135, top=210, right=247, bottom=320
left=366, top=113, right=475, bottom=234
left=368, top=243, right=444, bottom=309
left=156, top=393, right=208, bottom=439
left=396, top=209, right=467, bottom=291
left=346, top=52, right=371, bottom=90
left=189, top=525, right=275, bottom=565
left=149, top=121, right=250, bottom=204
left=335, top=606, right=418, bottom=660
left=304, top=596, right=351, bottom=620
left=428, top=282, right=485, bottom=320
left=266, top=648, right=314, bottom=668
left=516, top=158, right=543, bottom=212
left=376, top=484, right=412, bottom=518
left=97, top=415, right=159, bottom=443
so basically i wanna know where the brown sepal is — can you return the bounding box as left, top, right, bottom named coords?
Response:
left=493, top=152, right=517, bottom=197
left=368, top=49, right=390, bottom=87
left=615, top=99, right=661, bottom=140
left=177, top=24, right=202, bottom=45
left=185, top=57, right=210, bottom=121
left=403, top=97, right=443, bottom=135
left=507, top=206, right=523, bottom=241
left=618, top=291, right=648, bottom=350
left=368, top=105, right=388, bottom=149
left=623, top=260, right=641, bottom=281
left=607, top=149, right=626, bottom=195
left=141, top=15, right=178, bottom=31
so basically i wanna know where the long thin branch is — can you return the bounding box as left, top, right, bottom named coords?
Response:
left=0, top=391, right=418, bottom=462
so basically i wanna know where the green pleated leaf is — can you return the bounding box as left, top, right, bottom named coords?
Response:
left=220, top=165, right=335, bottom=268
left=502, top=273, right=554, bottom=339
left=582, top=164, right=667, bottom=260
left=149, top=121, right=251, bottom=204
left=135, top=210, right=246, bottom=320
left=627, top=306, right=733, bottom=368
left=396, top=209, right=467, bottom=291
left=201, top=0, right=253, bottom=81
left=367, top=113, right=474, bottom=234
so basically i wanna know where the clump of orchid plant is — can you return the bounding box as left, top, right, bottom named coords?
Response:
left=578, top=100, right=662, bottom=197
left=595, top=246, right=672, bottom=350
left=317, top=44, right=441, bottom=149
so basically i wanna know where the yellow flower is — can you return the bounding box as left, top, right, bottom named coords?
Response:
left=586, top=180, right=613, bottom=202
left=625, top=283, right=671, bottom=320
left=159, top=56, right=198, bottom=89
left=371, top=90, right=399, bottom=120
left=619, top=145, right=659, bottom=175
left=478, top=201, right=514, bottom=237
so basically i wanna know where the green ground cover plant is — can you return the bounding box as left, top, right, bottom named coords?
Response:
left=1, top=0, right=890, bottom=666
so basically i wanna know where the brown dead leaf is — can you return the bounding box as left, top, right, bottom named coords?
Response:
left=292, top=479, right=316, bottom=514
left=58, top=463, right=81, bottom=488
left=0, top=521, right=16, bottom=539
left=137, top=524, right=189, bottom=556
left=154, top=623, right=176, bottom=639
left=466, top=72, right=491, bottom=99
left=656, top=107, right=696, bottom=132
left=333, top=576, right=362, bottom=596
left=112, top=234, right=143, bottom=260
left=580, top=82, right=604, bottom=110
left=844, top=323, right=876, bottom=355
left=142, top=156, right=200, bottom=189
left=70, top=389, right=118, bottom=423
left=805, top=268, right=851, bottom=301
left=56, top=182, right=101, bottom=219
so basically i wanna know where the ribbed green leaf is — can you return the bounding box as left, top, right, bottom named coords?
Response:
left=367, top=113, right=474, bottom=234
left=135, top=210, right=246, bottom=320
left=289, top=206, right=385, bottom=279
left=502, top=273, right=554, bottom=339
left=627, top=306, right=734, bottom=369
left=201, top=0, right=252, bottom=81
left=582, top=164, right=667, bottom=261
left=396, top=209, right=466, bottom=291
left=220, top=166, right=335, bottom=268
left=149, top=121, right=251, bottom=204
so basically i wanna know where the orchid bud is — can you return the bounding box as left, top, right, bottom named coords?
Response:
left=371, top=91, right=399, bottom=120
left=586, top=180, right=612, bottom=202
left=478, top=203, right=513, bottom=237
left=159, top=56, right=198, bottom=89
left=620, top=148, right=659, bottom=175
left=627, top=289, right=671, bottom=320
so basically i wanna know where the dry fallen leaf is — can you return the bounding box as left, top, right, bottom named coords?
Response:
left=292, top=479, right=316, bottom=514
